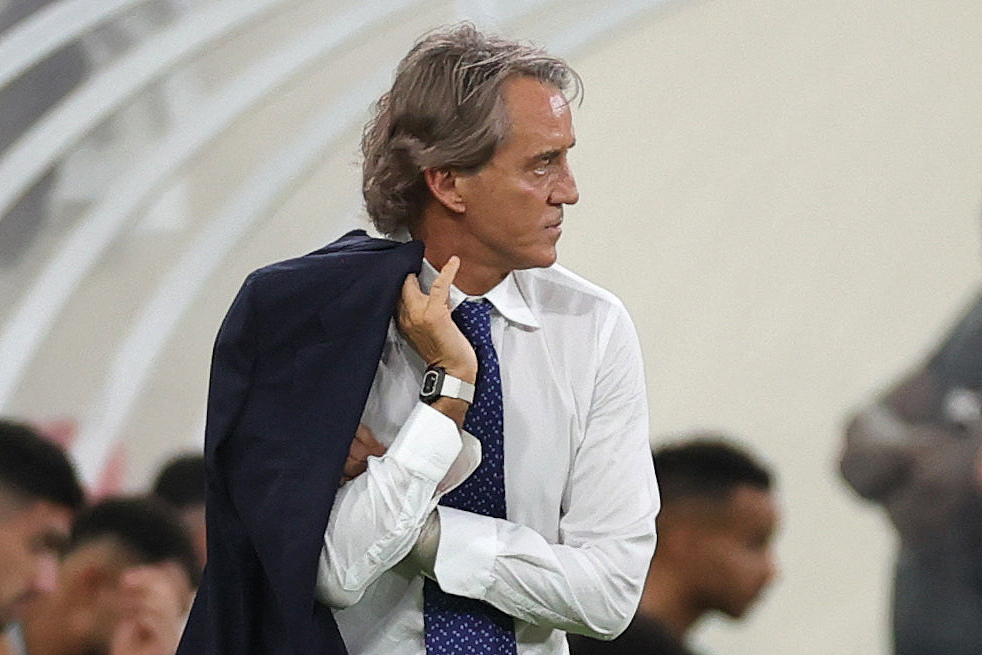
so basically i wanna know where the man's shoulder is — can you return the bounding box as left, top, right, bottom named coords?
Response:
left=242, top=230, right=422, bottom=299
left=515, top=264, right=627, bottom=317
left=250, top=230, right=418, bottom=279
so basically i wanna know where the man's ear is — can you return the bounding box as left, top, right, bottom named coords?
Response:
left=423, top=168, right=466, bottom=214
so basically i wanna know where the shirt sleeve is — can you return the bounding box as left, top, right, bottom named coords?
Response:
left=432, top=305, right=660, bottom=640
left=315, top=402, right=462, bottom=608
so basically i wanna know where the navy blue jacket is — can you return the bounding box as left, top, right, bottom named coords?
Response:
left=177, top=230, right=424, bottom=654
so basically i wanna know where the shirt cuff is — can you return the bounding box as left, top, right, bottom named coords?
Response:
left=432, top=506, right=499, bottom=599
left=385, top=402, right=462, bottom=483
left=436, top=430, right=481, bottom=495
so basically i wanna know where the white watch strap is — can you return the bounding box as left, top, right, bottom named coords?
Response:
left=440, top=374, right=475, bottom=404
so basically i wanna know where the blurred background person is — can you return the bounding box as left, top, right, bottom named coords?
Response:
left=12, top=496, right=199, bottom=655
left=0, top=419, right=84, bottom=638
left=569, top=436, right=779, bottom=655
left=840, top=291, right=982, bottom=655
left=150, top=454, right=205, bottom=571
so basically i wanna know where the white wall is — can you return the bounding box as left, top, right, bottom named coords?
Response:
left=3, top=1, right=981, bottom=652
left=567, top=1, right=982, bottom=653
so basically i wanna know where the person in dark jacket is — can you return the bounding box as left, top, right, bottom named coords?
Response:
left=841, top=291, right=982, bottom=655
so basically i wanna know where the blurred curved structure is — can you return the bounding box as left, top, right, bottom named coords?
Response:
left=0, top=0, right=674, bottom=487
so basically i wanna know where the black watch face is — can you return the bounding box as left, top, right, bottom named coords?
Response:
left=420, top=369, right=442, bottom=399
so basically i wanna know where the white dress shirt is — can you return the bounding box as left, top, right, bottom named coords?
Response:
left=316, top=261, right=659, bottom=655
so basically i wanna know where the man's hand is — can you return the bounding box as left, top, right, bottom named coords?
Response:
left=398, top=256, right=477, bottom=383
left=840, top=405, right=913, bottom=499
left=341, top=423, right=387, bottom=484
left=110, top=562, right=194, bottom=655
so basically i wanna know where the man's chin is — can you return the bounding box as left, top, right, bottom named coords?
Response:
left=521, top=248, right=558, bottom=271
left=723, top=597, right=762, bottom=621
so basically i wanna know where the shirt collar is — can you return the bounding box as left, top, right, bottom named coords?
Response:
left=419, top=259, right=541, bottom=331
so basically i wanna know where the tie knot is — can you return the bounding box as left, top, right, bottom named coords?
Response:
left=452, top=300, right=493, bottom=349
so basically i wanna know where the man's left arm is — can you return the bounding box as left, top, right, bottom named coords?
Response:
left=422, top=305, right=659, bottom=639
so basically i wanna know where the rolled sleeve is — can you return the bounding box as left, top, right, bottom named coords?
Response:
left=316, top=402, right=462, bottom=608
left=432, top=506, right=499, bottom=597
left=387, top=403, right=464, bottom=482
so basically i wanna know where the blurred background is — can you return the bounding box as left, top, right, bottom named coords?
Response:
left=1, top=0, right=980, bottom=653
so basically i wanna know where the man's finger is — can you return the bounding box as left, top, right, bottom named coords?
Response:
left=398, top=273, right=427, bottom=329
left=342, top=424, right=387, bottom=484
left=354, top=423, right=386, bottom=457
left=428, top=256, right=460, bottom=307
left=401, top=273, right=423, bottom=305
left=343, top=452, right=368, bottom=482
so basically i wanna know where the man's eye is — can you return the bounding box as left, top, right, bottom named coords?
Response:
left=33, top=532, right=69, bottom=556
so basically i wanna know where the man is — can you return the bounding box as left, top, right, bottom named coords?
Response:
left=570, top=438, right=779, bottom=655
left=151, top=454, right=206, bottom=570
left=16, top=497, right=199, bottom=655
left=179, top=22, right=658, bottom=655
left=0, top=419, right=84, bottom=634
left=840, top=292, right=982, bottom=655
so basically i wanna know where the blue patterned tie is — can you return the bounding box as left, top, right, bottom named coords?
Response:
left=423, top=299, right=518, bottom=655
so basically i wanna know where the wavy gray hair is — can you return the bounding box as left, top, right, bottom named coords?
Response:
left=361, top=23, right=581, bottom=235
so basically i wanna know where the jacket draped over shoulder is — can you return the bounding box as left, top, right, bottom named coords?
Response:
left=177, top=230, right=424, bottom=655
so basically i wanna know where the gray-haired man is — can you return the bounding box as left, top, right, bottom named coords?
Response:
left=321, top=24, right=658, bottom=655
left=182, top=23, right=658, bottom=655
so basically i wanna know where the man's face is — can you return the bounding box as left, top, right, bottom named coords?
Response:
left=0, top=498, right=73, bottom=627
left=691, top=485, right=779, bottom=619
left=453, top=76, right=579, bottom=276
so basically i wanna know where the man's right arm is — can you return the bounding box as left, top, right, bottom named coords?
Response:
left=316, top=402, right=461, bottom=607
left=316, top=257, right=477, bottom=608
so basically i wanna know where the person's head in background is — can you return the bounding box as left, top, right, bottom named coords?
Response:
left=645, top=435, right=779, bottom=638
left=0, top=418, right=84, bottom=630
left=19, top=496, right=200, bottom=655
left=151, top=453, right=206, bottom=570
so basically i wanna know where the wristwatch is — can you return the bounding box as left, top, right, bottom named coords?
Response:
left=419, top=365, right=475, bottom=404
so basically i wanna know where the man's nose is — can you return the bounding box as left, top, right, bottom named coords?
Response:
left=30, top=553, right=60, bottom=594
left=763, top=551, right=779, bottom=587
left=551, top=163, right=579, bottom=206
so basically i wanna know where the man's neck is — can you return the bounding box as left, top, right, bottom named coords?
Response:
left=639, top=566, right=703, bottom=641
left=412, top=212, right=509, bottom=296
left=419, top=246, right=507, bottom=297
